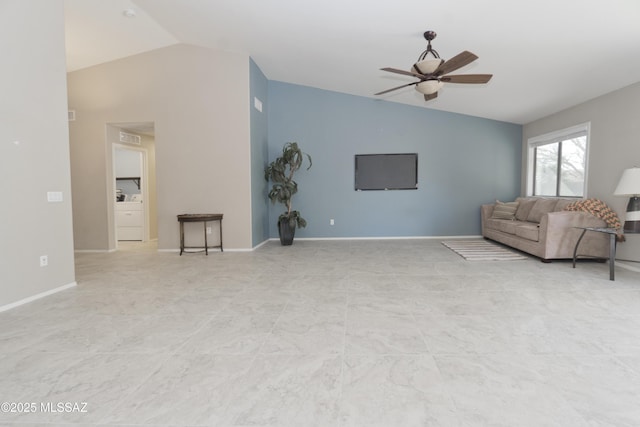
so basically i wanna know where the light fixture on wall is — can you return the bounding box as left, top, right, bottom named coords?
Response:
left=614, top=167, right=640, bottom=233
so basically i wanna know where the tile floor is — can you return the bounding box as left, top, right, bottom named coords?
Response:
left=1, top=239, right=640, bottom=426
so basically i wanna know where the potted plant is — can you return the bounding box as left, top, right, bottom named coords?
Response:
left=264, top=142, right=312, bottom=245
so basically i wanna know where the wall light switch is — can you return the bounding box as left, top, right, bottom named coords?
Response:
left=47, top=191, right=63, bottom=202
left=330, top=219, right=335, bottom=226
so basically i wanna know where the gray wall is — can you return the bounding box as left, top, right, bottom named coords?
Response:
left=0, top=0, right=76, bottom=308
left=267, top=82, right=523, bottom=238
left=68, top=44, right=252, bottom=250
left=523, top=82, right=640, bottom=262
left=250, top=59, right=270, bottom=247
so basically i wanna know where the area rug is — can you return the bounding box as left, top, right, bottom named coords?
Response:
left=442, top=240, right=528, bottom=261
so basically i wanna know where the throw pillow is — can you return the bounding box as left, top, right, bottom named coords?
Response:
left=515, top=199, right=537, bottom=221
left=492, top=200, right=519, bottom=220
left=526, top=198, right=558, bottom=223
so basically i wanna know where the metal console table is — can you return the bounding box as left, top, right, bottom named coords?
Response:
left=572, top=227, right=617, bottom=281
left=177, top=214, right=223, bottom=255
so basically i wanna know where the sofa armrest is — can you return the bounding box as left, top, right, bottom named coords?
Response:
left=480, top=204, right=495, bottom=236
left=541, top=211, right=607, bottom=232
left=539, top=211, right=608, bottom=258
left=481, top=204, right=494, bottom=220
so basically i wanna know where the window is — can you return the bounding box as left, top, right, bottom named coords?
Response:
left=527, top=123, right=589, bottom=197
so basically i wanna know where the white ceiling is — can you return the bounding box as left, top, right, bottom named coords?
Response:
left=64, top=0, right=640, bottom=124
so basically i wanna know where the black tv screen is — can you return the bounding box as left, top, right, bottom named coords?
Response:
left=355, top=153, right=418, bottom=191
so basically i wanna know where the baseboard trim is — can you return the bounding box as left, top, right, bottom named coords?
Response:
left=286, top=235, right=483, bottom=241
left=616, top=261, right=640, bottom=273
left=74, top=249, right=116, bottom=253
left=252, top=240, right=270, bottom=250
left=157, top=248, right=252, bottom=253
left=0, top=281, right=77, bottom=313
left=158, top=248, right=256, bottom=253
left=140, top=236, right=487, bottom=254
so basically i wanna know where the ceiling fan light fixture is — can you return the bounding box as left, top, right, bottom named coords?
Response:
left=415, top=80, right=444, bottom=95
left=412, top=58, right=443, bottom=75
left=376, top=30, right=492, bottom=101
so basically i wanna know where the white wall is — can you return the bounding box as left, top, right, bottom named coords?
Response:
left=523, top=82, right=640, bottom=262
left=0, top=0, right=76, bottom=308
left=68, top=45, right=252, bottom=250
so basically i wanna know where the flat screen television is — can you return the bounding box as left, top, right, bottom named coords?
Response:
left=354, top=153, right=418, bottom=191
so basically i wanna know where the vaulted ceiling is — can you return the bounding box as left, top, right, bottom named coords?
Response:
left=64, top=0, right=640, bottom=124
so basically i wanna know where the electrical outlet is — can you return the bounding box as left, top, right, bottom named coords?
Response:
left=40, top=255, right=48, bottom=267
left=206, top=227, right=212, bottom=234
left=330, top=219, right=335, bottom=226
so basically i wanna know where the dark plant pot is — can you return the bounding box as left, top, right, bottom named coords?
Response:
left=278, top=220, right=295, bottom=246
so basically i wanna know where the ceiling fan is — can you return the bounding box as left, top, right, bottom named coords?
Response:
left=375, top=31, right=492, bottom=101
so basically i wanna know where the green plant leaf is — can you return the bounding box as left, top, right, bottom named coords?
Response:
left=265, top=142, right=312, bottom=228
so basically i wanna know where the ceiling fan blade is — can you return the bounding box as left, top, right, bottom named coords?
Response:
left=436, top=51, right=478, bottom=75
left=374, top=81, right=419, bottom=95
left=440, top=74, right=493, bottom=84
left=424, top=92, right=438, bottom=101
left=380, top=67, right=426, bottom=79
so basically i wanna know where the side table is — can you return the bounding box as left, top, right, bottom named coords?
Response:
left=177, top=214, right=223, bottom=255
left=572, top=227, right=618, bottom=281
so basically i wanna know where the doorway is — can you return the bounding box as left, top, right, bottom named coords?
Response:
left=114, top=147, right=144, bottom=241
left=108, top=122, right=157, bottom=249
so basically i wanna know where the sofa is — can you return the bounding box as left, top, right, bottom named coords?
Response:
left=481, top=197, right=610, bottom=261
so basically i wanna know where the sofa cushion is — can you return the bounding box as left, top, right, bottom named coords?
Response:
left=515, top=199, right=537, bottom=221
left=515, top=223, right=540, bottom=241
left=553, top=199, right=574, bottom=211
left=491, top=200, right=519, bottom=220
left=527, top=199, right=558, bottom=223
left=486, top=218, right=518, bottom=234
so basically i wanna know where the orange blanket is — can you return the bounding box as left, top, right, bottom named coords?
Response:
left=564, top=198, right=622, bottom=229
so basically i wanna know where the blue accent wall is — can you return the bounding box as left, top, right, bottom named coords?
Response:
left=266, top=81, right=522, bottom=238
left=249, top=59, right=269, bottom=246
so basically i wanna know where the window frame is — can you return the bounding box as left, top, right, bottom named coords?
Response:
left=526, top=122, right=590, bottom=198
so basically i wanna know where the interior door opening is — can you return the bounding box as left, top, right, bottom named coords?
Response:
left=108, top=122, right=157, bottom=250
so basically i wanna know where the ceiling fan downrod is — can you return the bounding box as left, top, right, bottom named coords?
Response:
left=418, top=30, right=440, bottom=61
